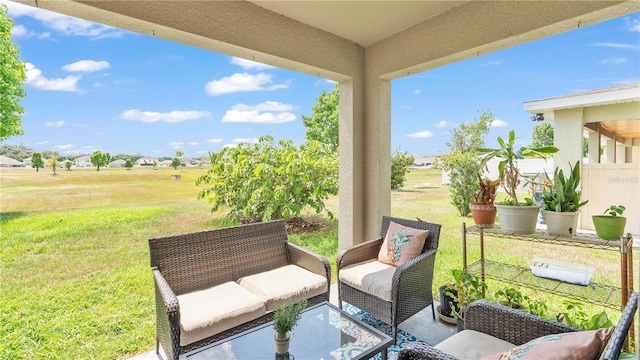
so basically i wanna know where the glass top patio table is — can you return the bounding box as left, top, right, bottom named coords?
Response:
left=181, top=301, right=393, bottom=360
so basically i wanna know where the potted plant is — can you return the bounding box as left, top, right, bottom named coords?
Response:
left=477, top=130, right=558, bottom=234
left=592, top=205, right=627, bottom=241
left=494, top=287, right=528, bottom=310
left=540, top=161, right=588, bottom=237
left=273, top=297, right=307, bottom=355
left=445, top=269, right=487, bottom=331
left=469, top=173, right=500, bottom=228
left=438, top=284, right=458, bottom=324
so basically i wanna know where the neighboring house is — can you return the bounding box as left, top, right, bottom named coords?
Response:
left=413, top=155, right=436, bottom=168
left=74, top=155, right=92, bottom=168
left=0, top=155, right=25, bottom=168
left=159, top=160, right=173, bottom=167
left=22, top=158, right=32, bottom=167
left=136, top=156, right=156, bottom=166
left=109, top=159, right=127, bottom=168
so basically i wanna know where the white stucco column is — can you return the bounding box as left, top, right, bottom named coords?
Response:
left=338, top=80, right=365, bottom=250
left=553, top=108, right=584, bottom=172
left=605, top=139, right=616, bottom=164
left=616, top=143, right=627, bottom=163
left=362, top=76, right=392, bottom=241
left=588, top=130, right=600, bottom=164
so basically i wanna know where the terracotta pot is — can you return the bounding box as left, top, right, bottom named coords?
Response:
left=469, top=203, right=497, bottom=229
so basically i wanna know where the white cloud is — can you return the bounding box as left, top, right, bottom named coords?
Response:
left=205, top=73, right=289, bottom=96
left=207, top=138, right=224, bottom=143
left=232, top=138, right=259, bottom=144
left=600, top=57, right=628, bottom=64
left=592, top=42, right=638, bottom=50
left=434, top=121, right=448, bottom=128
left=406, top=130, right=434, bottom=139
left=36, top=141, right=49, bottom=146
left=44, top=121, right=65, bottom=127
left=53, top=144, right=76, bottom=151
left=231, top=57, right=276, bottom=70
left=5, top=1, right=123, bottom=39
left=188, top=142, right=198, bottom=146
left=119, top=109, right=212, bottom=123
left=414, top=89, right=421, bottom=95
left=24, top=63, right=81, bottom=92
left=168, top=142, right=184, bottom=149
left=491, top=119, right=508, bottom=127
left=11, top=24, right=28, bottom=37
left=222, top=101, right=296, bottom=124
left=626, top=17, right=640, bottom=32
left=482, top=60, right=503, bottom=66
left=63, top=60, right=110, bottom=72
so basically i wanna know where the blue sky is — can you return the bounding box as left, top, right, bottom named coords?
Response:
left=3, top=1, right=639, bottom=158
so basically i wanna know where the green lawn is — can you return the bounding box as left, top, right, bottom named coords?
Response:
left=0, top=167, right=630, bottom=359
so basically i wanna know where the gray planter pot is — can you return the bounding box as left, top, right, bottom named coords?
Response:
left=542, top=210, right=579, bottom=237
left=495, top=204, right=540, bottom=234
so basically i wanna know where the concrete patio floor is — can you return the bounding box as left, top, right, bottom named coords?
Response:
left=130, top=283, right=456, bottom=359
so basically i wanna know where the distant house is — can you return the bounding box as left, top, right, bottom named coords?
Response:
left=136, top=156, right=156, bottom=167
left=75, top=155, right=92, bottom=168
left=22, top=158, right=32, bottom=167
left=413, top=155, right=436, bottom=167
left=0, top=155, right=25, bottom=168
left=109, top=159, right=126, bottom=168
left=159, top=160, right=173, bottom=167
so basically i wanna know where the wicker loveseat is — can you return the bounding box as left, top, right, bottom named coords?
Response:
left=399, top=292, right=638, bottom=360
left=149, top=220, right=331, bottom=360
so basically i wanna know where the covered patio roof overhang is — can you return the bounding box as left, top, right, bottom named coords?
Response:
left=15, top=0, right=640, bottom=249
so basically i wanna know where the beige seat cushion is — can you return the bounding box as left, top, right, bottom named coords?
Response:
left=237, top=264, right=328, bottom=311
left=434, top=330, right=517, bottom=359
left=338, top=259, right=396, bottom=301
left=177, top=281, right=266, bottom=346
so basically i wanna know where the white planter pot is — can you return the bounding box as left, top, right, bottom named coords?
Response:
left=495, top=204, right=540, bottom=234
left=542, top=210, right=579, bottom=237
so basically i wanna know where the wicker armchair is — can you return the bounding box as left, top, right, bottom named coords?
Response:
left=399, top=292, right=638, bottom=360
left=337, top=216, right=441, bottom=342
left=149, top=220, right=331, bottom=360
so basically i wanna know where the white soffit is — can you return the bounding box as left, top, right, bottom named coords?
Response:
left=524, top=82, right=640, bottom=114
left=249, top=1, right=467, bottom=47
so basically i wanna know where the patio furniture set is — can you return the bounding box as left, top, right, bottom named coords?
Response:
left=149, top=217, right=637, bottom=360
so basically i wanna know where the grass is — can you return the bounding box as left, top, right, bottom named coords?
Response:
left=0, top=166, right=632, bottom=359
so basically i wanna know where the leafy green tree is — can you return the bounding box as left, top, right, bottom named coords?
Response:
left=439, top=109, right=494, bottom=216
left=530, top=122, right=554, bottom=148
left=31, top=152, right=44, bottom=172
left=0, top=5, right=27, bottom=142
left=152, top=160, right=158, bottom=169
left=171, top=157, right=180, bottom=170
left=196, top=135, right=338, bottom=222
left=302, top=84, right=339, bottom=148
left=175, top=150, right=184, bottom=171
left=391, top=149, right=414, bottom=189
left=90, top=150, right=108, bottom=171
left=48, top=155, right=59, bottom=176
left=0, top=144, right=32, bottom=161
left=65, top=160, right=72, bottom=171
left=125, top=158, right=134, bottom=170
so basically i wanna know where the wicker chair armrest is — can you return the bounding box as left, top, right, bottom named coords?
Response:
left=464, top=300, right=579, bottom=345
left=600, top=292, right=638, bottom=360
left=286, top=242, right=331, bottom=283
left=153, top=268, right=180, bottom=313
left=392, top=249, right=436, bottom=291
left=398, top=341, right=459, bottom=360
left=337, top=237, right=383, bottom=269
